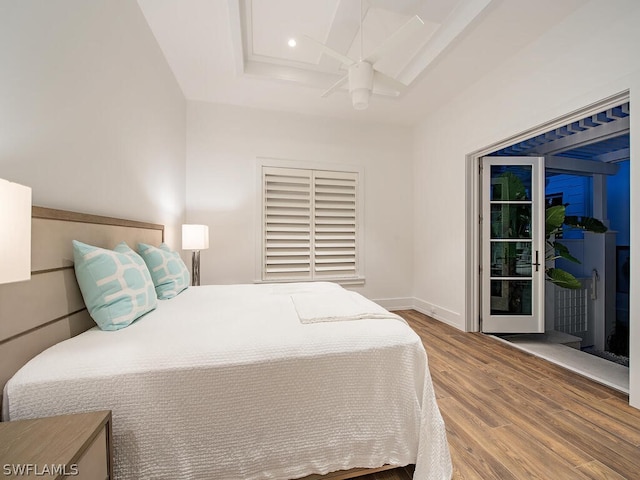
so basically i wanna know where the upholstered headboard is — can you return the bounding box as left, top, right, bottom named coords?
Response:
left=0, top=207, right=164, bottom=400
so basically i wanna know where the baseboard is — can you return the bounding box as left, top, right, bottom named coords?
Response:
left=372, top=296, right=464, bottom=330
left=412, top=298, right=463, bottom=330
left=374, top=297, right=414, bottom=311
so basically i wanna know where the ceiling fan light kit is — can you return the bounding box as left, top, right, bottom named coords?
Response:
left=349, top=62, right=373, bottom=110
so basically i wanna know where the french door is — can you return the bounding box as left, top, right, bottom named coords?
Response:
left=481, top=157, right=545, bottom=333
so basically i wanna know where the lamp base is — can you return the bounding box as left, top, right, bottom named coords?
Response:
left=191, top=250, right=201, bottom=286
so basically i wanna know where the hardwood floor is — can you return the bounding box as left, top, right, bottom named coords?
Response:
left=358, top=310, right=640, bottom=480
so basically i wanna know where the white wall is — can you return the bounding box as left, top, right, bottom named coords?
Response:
left=413, top=0, right=640, bottom=407
left=0, top=0, right=186, bottom=245
left=186, top=102, right=414, bottom=303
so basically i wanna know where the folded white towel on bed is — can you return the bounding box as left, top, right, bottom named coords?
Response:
left=291, top=290, right=406, bottom=324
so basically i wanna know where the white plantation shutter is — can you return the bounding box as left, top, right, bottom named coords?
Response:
left=262, top=166, right=359, bottom=281
left=263, top=167, right=312, bottom=280
left=313, top=170, right=357, bottom=278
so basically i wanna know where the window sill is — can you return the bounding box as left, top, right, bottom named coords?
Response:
left=254, top=277, right=365, bottom=286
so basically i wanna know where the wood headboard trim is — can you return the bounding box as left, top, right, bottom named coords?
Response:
left=32, top=206, right=165, bottom=243
left=27, top=207, right=165, bottom=277
left=0, top=308, right=87, bottom=347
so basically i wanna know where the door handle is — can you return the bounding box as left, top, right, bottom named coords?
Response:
left=532, top=250, right=540, bottom=272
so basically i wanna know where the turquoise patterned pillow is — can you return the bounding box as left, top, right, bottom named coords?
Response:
left=72, top=241, right=157, bottom=331
left=137, top=243, right=190, bottom=299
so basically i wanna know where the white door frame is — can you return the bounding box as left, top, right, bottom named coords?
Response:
left=465, top=91, right=630, bottom=333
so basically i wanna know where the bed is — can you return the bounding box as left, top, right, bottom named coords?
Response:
left=0, top=207, right=452, bottom=480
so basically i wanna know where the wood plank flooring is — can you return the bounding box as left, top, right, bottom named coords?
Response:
left=356, top=310, right=640, bottom=480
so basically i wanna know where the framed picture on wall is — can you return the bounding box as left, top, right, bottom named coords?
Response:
left=616, top=246, right=630, bottom=294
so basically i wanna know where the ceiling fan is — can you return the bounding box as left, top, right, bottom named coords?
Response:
left=301, top=2, right=424, bottom=110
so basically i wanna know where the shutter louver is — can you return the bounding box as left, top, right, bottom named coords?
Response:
left=313, top=171, right=357, bottom=278
left=263, top=167, right=312, bottom=280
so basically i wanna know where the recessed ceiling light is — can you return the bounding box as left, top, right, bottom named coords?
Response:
left=288, top=38, right=297, bottom=48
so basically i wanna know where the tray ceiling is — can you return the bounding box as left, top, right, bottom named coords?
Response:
left=137, top=0, right=590, bottom=125
left=235, top=0, right=479, bottom=90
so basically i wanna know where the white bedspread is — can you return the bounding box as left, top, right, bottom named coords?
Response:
left=4, top=282, right=451, bottom=480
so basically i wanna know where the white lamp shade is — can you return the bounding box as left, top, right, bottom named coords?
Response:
left=0, top=178, right=31, bottom=284
left=182, top=224, right=209, bottom=250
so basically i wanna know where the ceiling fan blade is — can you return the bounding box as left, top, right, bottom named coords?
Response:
left=364, top=15, right=424, bottom=66
left=301, top=35, right=355, bottom=67
left=372, top=70, right=407, bottom=96
left=321, top=75, right=349, bottom=98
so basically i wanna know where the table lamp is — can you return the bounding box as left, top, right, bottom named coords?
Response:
left=182, top=224, right=209, bottom=286
left=0, top=178, right=32, bottom=285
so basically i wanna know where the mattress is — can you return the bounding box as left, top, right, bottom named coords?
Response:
left=3, top=282, right=451, bottom=480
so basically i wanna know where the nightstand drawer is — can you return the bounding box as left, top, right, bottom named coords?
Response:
left=73, top=425, right=108, bottom=480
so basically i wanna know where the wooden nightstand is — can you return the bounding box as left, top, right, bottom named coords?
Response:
left=0, top=410, right=112, bottom=479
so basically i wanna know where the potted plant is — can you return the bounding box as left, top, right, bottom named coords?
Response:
left=545, top=204, right=607, bottom=289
